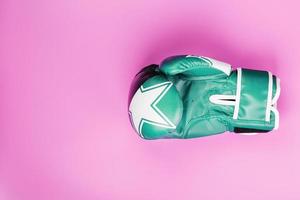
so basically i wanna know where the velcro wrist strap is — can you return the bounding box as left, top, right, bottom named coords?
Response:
left=232, top=68, right=278, bottom=131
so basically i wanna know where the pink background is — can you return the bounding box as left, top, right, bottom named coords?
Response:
left=0, top=0, right=300, bottom=199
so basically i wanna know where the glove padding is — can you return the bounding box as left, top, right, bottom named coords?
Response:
left=128, top=55, right=280, bottom=139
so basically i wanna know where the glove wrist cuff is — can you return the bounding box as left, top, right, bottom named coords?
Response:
left=231, top=68, right=280, bottom=133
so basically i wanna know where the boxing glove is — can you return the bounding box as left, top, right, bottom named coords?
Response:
left=128, top=55, right=280, bottom=139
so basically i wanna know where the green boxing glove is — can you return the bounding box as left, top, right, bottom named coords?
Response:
left=128, top=55, right=280, bottom=139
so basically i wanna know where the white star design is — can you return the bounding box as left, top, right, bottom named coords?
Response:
left=129, top=81, right=176, bottom=138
